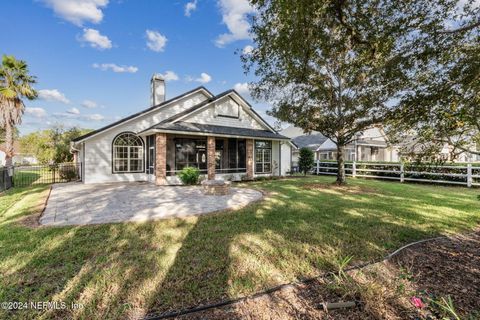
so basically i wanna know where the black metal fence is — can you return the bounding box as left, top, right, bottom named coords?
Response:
left=0, top=163, right=82, bottom=191
left=0, top=167, right=13, bottom=192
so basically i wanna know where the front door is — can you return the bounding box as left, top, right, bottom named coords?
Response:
left=146, top=135, right=155, bottom=183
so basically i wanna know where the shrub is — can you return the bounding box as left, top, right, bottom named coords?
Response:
left=299, top=147, right=315, bottom=175
left=59, top=165, right=78, bottom=181
left=178, top=166, right=200, bottom=185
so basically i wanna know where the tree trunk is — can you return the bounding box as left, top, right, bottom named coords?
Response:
left=4, top=122, right=14, bottom=167
left=336, top=144, right=346, bottom=185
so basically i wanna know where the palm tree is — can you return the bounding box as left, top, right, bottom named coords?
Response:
left=0, top=55, right=37, bottom=166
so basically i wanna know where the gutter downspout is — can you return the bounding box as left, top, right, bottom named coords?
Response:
left=278, top=142, right=282, bottom=176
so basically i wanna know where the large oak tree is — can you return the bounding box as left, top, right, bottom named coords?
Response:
left=242, top=0, right=455, bottom=183
left=389, top=0, right=480, bottom=161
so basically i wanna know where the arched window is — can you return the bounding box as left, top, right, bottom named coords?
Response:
left=112, top=133, right=144, bottom=173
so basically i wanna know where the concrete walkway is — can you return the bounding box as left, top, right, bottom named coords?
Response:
left=40, top=182, right=263, bottom=226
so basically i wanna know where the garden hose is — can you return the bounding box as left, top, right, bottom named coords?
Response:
left=143, top=235, right=446, bottom=320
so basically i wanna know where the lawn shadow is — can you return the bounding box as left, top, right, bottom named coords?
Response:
left=142, top=177, right=460, bottom=317
left=1, top=176, right=479, bottom=319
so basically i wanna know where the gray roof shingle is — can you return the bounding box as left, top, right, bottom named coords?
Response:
left=292, top=134, right=328, bottom=151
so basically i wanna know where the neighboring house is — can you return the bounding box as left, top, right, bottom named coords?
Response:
left=398, top=137, right=479, bottom=163
left=281, top=126, right=400, bottom=168
left=0, top=141, right=38, bottom=166
left=71, top=75, right=294, bottom=185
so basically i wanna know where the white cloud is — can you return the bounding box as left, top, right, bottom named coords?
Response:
left=195, top=72, right=212, bottom=84
left=215, top=0, right=255, bottom=47
left=242, top=45, right=253, bottom=55
left=53, top=111, right=105, bottom=122
left=67, top=107, right=80, bottom=114
left=159, top=71, right=179, bottom=81
left=87, top=113, right=104, bottom=121
left=233, top=82, right=250, bottom=95
left=185, top=0, right=198, bottom=17
left=79, top=28, right=112, bottom=50
left=81, top=99, right=97, bottom=108
left=42, top=0, right=108, bottom=26
left=25, top=107, right=47, bottom=118
left=38, top=89, right=70, bottom=104
left=92, top=63, right=138, bottom=73
left=146, top=30, right=167, bottom=52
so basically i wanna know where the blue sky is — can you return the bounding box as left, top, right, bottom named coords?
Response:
left=1, top=0, right=271, bottom=135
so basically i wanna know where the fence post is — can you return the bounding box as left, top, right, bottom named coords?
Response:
left=467, top=163, right=472, bottom=188
left=352, top=161, right=356, bottom=178
left=53, top=166, right=56, bottom=184
left=400, top=163, right=405, bottom=183
left=316, top=160, right=319, bottom=175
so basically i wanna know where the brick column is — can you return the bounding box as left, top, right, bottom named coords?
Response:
left=155, top=133, right=167, bottom=185
left=207, top=136, right=216, bottom=180
left=246, top=139, right=254, bottom=180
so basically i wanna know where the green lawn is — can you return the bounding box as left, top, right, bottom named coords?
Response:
left=0, top=177, right=479, bottom=319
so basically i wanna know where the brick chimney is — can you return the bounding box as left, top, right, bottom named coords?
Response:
left=150, top=74, right=165, bottom=106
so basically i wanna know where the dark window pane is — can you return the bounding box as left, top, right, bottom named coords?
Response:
left=228, top=138, right=237, bottom=169
left=174, top=138, right=207, bottom=171
left=238, top=140, right=246, bottom=169
left=264, top=162, right=271, bottom=172
left=255, top=140, right=272, bottom=149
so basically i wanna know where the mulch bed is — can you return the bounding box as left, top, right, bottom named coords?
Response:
left=165, top=230, right=480, bottom=320
left=390, top=230, right=480, bottom=318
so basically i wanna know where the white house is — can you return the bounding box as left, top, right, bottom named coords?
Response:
left=71, top=75, right=294, bottom=184
left=0, top=141, right=38, bottom=166
left=281, top=126, right=400, bottom=168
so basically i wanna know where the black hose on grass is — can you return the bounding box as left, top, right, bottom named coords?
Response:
left=143, top=236, right=445, bottom=320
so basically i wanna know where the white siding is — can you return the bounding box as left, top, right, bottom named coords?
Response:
left=183, top=97, right=266, bottom=130
left=361, top=127, right=385, bottom=141
left=280, top=142, right=292, bottom=175
left=272, top=141, right=280, bottom=175
left=77, top=89, right=293, bottom=184
left=81, top=92, right=209, bottom=184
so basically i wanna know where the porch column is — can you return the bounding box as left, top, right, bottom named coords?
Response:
left=246, top=139, right=254, bottom=180
left=207, top=136, right=216, bottom=180
left=155, top=133, right=167, bottom=185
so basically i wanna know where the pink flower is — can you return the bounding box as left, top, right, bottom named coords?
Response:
left=410, top=296, right=425, bottom=309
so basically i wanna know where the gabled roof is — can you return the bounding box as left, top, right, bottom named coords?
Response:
left=139, top=121, right=290, bottom=140
left=160, top=89, right=276, bottom=133
left=72, top=86, right=213, bottom=143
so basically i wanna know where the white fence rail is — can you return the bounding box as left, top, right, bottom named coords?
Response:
left=315, top=161, right=480, bottom=188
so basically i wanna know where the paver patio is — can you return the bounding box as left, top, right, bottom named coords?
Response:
left=40, top=182, right=263, bottom=226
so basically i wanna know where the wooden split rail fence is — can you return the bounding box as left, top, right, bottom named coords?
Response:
left=315, top=161, right=480, bottom=187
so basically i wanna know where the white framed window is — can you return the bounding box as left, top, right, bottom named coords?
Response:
left=112, top=133, right=144, bottom=173
left=255, top=140, right=272, bottom=173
